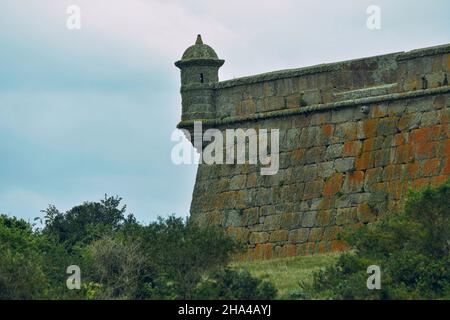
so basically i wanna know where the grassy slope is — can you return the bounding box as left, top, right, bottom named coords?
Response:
left=233, top=253, right=340, bottom=299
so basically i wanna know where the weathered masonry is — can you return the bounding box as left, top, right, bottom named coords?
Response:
left=175, top=35, right=450, bottom=260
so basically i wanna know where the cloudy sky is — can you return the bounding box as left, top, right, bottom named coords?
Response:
left=0, top=0, right=449, bottom=223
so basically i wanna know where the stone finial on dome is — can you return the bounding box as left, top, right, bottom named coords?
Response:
left=195, top=34, right=203, bottom=45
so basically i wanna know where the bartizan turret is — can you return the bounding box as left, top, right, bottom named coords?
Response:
left=175, top=35, right=224, bottom=121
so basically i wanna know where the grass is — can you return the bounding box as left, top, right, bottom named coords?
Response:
left=232, top=253, right=340, bottom=299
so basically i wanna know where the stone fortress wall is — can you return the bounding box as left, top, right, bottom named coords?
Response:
left=176, top=37, right=450, bottom=260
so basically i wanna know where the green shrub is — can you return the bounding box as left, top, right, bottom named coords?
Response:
left=0, top=215, right=48, bottom=299
left=195, top=268, right=277, bottom=300
left=42, top=195, right=133, bottom=248
left=0, top=197, right=277, bottom=300
left=136, top=216, right=242, bottom=299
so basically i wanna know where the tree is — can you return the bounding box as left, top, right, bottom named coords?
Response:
left=0, top=215, right=48, bottom=299
left=83, top=236, right=147, bottom=299
left=42, top=195, right=133, bottom=247
left=138, top=216, right=241, bottom=299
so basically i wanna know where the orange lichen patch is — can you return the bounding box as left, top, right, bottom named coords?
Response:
left=292, top=149, right=304, bottom=161
left=362, top=139, right=374, bottom=152
left=296, top=243, right=308, bottom=256
left=430, top=125, right=444, bottom=140
left=446, top=54, right=450, bottom=71
left=423, top=158, right=441, bottom=176
left=317, top=242, right=327, bottom=254
left=254, top=243, right=273, bottom=260
left=282, top=244, right=297, bottom=257
left=355, top=152, right=371, bottom=170
left=227, top=227, right=249, bottom=242
left=395, top=144, right=413, bottom=163
left=443, top=140, right=450, bottom=158
left=431, top=175, right=448, bottom=186
left=297, top=242, right=316, bottom=256
left=322, top=198, right=335, bottom=210
left=323, top=173, right=344, bottom=197
left=394, top=133, right=406, bottom=146
left=410, top=127, right=432, bottom=144
left=406, top=161, right=420, bottom=179
left=346, top=171, right=365, bottom=190
left=322, top=124, right=334, bottom=137
left=387, top=181, right=404, bottom=200
left=412, top=178, right=430, bottom=189
left=372, top=105, right=388, bottom=118
left=357, top=203, right=376, bottom=223
left=343, top=140, right=362, bottom=157
left=331, top=240, right=348, bottom=252
left=383, top=165, right=394, bottom=181
left=372, top=182, right=386, bottom=191
left=306, top=242, right=316, bottom=255
left=316, top=210, right=332, bottom=226
left=443, top=158, right=450, bottom=175
left=414, top=142, right=437, bottom=159
left=362, top=119, right=379, bottom=138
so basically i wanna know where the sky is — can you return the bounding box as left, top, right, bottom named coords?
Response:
left=0, top=0, right=449, bottom=224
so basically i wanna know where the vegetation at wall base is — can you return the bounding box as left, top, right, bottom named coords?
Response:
left=1, top=179, right=449, bottom=300
left=0, top=195, right=276, bottom=300
left=298, top=179, right=450, bottom=300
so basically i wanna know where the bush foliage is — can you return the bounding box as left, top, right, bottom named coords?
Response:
left=0, top=196, right=276, bottom=300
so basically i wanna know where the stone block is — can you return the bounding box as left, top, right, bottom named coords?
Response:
left=336, top=207, right=357, bottom=226
left=323, top=173, right=344, bottom=197
left=262, top=215, right=281, bottom=231
left=249, top=232, right=270, bottom=244
left=377, top=117, right=399, bottom=136
left=280, top=212, right=302, bottom=229
left=303, top=180, right=324, bottom=200
left=308, top=228, right=323, bottom=242
left=335, top=158, right=355, bottom=172
left=301, top=211, right=317, bottom=227
left=270, top=230, right=289, bottom=242
left=331, top=108, right=354, bottom=123
left=325, top=144, right=344, bottom=160
left=342, top=171, right=365, bottom=193
left=343, top=140, right=362, bottom=157
left=316, top=210, right=333, bottom=226
left=398, top=112, right=422, bottom=131
left=288, top=229, right=309, bottom=243
left=421, top=111, right=441, bottom=127
left=318, top=161, right=335, bottom=179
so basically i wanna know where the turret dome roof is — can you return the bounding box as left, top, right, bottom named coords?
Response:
left=180, top=35, right=219, bottom=60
